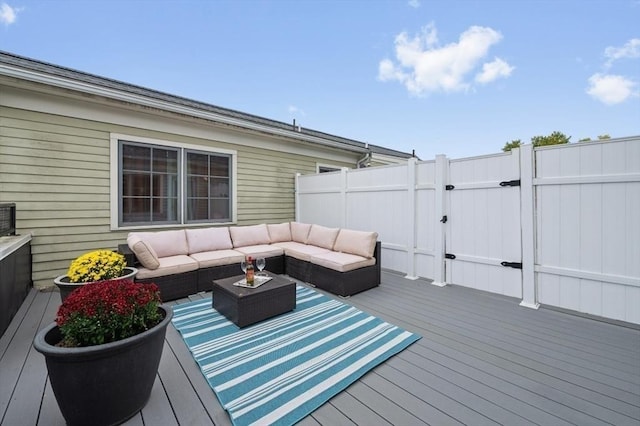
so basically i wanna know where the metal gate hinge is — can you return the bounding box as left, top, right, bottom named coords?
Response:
left=499, top=179, right=520, bottom=187
left=445, top=253, right=456, bottom=259
left=445, top=184, right=455, bottom=190
left=501, top=261, right=522, bottom=269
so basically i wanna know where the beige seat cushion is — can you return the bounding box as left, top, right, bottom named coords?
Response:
left=135, top=255, right=199, bottom=279
left=229, top=224, right=271, bottom=247
left=129, top=230, right=189, bottom=257
left=333, top=229, right=378, bottom=258
left=185, top=227, right=233, bottom=253
left=306, top=224, right=340, bottom=250
left=290, top=222, right=312, bottom=244
left=309, top=251, right=375, bottom=273
left=127, top=234, right=160, bottom=270
left=189, top=249, right=246, bottom=268
left=234, top=245, right=284, bottom=259
left=272, top=241, right=330, bottom=262
left=267, top=222, right=292, bottom=243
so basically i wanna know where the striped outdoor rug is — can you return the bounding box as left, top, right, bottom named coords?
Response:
left=172, top=285, right=421, bottom=426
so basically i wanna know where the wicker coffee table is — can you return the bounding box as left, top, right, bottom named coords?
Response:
left=212, top=271, right=296, bottom=328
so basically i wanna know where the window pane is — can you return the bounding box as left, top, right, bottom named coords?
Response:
left=152, top=197, right=178, bottom=222
left=122, top=145, right=151, bottom=171
left=210, top=156, right=229, bottom=176
left=122, top=198, right=150, bottom=223
left=153, top=174, right=178, bottom=197
left=209, top=178, right=229, bottom=197
left=153, top=149, right=177, bottom=173
left=210, top=199, right=230, bottom=220
left=123, top=173, right=151, bottom=197
left=187, top=153, right=208, bottom=175
left=187, top=198, right=208, bottom=221
left=187, top=176, right=209, bottom=198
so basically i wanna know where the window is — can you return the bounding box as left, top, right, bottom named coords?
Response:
left=121, top=143, right=179, bottom=224
left=317, top=164, right=342, bottom=173
left=114, top=135, right=235, bottom=228
left=186, top=151, right=231, bottom=222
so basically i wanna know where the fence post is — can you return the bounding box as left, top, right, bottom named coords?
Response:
left=294, top=173, right=301, bottom=221
left=405, top=157, right=418, bottom=280
left=432, top=154, right=447, bottom=286
left=519, top=145, right=539, bottom=309
left=340, top=167, right=348, bottom=228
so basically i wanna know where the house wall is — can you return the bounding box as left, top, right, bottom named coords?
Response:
left=0, top=85, right=356, bottom=288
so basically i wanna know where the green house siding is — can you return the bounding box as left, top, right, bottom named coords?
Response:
left=0, top=105, right=354, bottom=289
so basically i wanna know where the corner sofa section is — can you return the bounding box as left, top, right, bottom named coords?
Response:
left=118, top=222, right=380, bottom=301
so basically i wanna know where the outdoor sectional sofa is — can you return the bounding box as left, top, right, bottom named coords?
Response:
left=118, top=222, right=380, bottom=301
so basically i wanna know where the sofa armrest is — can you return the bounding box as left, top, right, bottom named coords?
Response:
left=118, top=243, right=139, bottom=268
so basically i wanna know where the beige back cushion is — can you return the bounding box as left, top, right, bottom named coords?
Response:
left=229, top=224, right=271, bottom=247
left=267, top=222, right=292, bottom=243
left=129, top=230, right=189, bottom=258
left=333, top=229, right=378, bottom=258
left=306, top=224, right=340, bottom=250
left=290, top=222, right=312, bottom=244
left=126, top=234, right=160, bottom=270
left=185, top=227, right=233, bottom=253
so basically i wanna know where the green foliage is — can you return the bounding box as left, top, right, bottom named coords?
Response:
left=502, top=131, right=611, bottom=150
left=502, top=139, right=522, bottom=152
left=530, top=131, right=571, bottom=147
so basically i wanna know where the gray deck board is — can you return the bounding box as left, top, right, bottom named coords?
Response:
left=1, top=270, right=639, bottom=426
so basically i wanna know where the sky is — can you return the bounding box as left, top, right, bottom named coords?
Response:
left=1, top=0, right=639, bottom=160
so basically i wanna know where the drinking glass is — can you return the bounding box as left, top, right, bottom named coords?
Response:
left=240, top=260, right=247, bottom=274
left=256, top=257, right=266, bottom=275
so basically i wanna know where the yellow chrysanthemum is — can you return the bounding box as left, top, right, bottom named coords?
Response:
left=67, top=250, right=126, bottom=283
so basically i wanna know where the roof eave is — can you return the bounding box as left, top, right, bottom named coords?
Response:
left=0, top=61, right=372, bottom=155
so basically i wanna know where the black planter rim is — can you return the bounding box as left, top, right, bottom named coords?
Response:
left=53, top=266, right=138, bottom=285
left=33, top=304, right=173, bottom=358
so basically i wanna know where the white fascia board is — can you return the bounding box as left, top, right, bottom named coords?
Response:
left=0, top=63, right=368, bottom=155
left=371, top=152, right=412, bottom=165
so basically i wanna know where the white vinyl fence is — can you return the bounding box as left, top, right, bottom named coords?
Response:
left=295, top=137, right=640, bottom=324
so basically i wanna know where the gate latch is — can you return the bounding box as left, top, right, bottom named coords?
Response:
left=501, top=261, right=522, bottom=269
left=499, top=179, right=521, bottom=187
left=440, top=215, right=447, bottom=223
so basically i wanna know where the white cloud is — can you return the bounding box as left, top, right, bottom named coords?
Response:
left=408, top=0, right=421, bottom=8
left=604, top=38, right=640, bottom=68
left=0, top=3, right=19, bottom=25
left=378, top=23, right=512, bottom=95
left=475, top=57, right=515, bottom=84
left=586, top=73, right=638, bottom=105
left=288, top=105, right=306, bottom=116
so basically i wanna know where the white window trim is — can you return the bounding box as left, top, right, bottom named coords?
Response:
left=109, top=133, right=238, bottom=230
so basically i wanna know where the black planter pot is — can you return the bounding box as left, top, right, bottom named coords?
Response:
left=53, top=267, right=139, bottom=302
left=33, top=305, right=173, bottom=426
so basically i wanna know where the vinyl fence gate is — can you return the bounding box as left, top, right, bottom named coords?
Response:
left=295, top=137, right=640, bottom=325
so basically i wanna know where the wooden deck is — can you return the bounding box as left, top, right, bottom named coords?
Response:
left=2, top=270, right=639, bottom=426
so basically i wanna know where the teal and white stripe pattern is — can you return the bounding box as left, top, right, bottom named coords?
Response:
left=172, top=285, right=421, bottom=426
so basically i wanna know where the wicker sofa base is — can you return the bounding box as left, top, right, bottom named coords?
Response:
left=286, top=242, right=382, bottom=297
left=119, top=242, right=380, bottom=301
left=196, top=255, right=284, bottom=293
left=134, top=270, right=199, bottom=302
